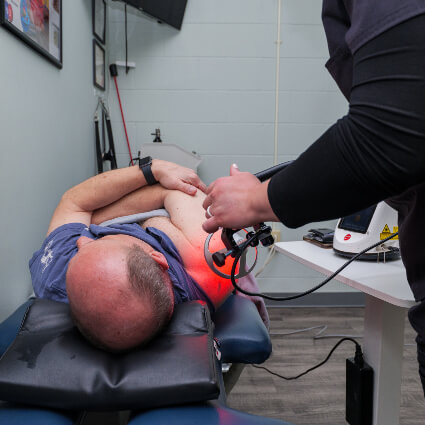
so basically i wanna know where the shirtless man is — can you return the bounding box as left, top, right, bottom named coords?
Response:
left=29, top=161, right=235, bottom=352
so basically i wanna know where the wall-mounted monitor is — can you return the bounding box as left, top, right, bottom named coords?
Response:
left=119, top=0, right=188, bottom=30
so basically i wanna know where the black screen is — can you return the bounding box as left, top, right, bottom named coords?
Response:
left=120, top=0, right=188, bottom=30
left=338, top=205, right=377, bottom=234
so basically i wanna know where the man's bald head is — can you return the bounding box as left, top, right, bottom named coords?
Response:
left=66, top=236, right=174, bottom=352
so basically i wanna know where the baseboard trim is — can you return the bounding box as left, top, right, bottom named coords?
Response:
left=264, top=292, right=365, bottom=308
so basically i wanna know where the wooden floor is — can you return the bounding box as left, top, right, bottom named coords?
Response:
left=227, top=307, right=425, bottom=425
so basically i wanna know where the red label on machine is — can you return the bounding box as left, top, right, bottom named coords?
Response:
left=344, top=234, right=351, bottom=241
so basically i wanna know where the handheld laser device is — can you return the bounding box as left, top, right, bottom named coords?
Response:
left=204, top=162, right=400, bottom=302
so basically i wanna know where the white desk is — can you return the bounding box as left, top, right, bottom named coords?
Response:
left=274, top=241, right=416, bottom=425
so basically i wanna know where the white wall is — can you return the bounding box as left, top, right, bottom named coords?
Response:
left=0, top=1, right=99, bottom=320
left=107, top=0, right=357, bottom=296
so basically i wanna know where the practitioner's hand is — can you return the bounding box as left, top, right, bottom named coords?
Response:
left=202, top=164, right=278, bottom=233
left=152, top=160, right=207, bottom=195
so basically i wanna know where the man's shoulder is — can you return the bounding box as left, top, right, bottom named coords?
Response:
left=29, top=223, right=87, bottom=302
left=30, top=223, right=87, bottom=269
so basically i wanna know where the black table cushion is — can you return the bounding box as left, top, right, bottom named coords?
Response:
left=0, top=298, right=219, bottom=411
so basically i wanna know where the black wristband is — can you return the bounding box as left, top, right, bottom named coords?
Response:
left=139, top=156, right=158, bottom=185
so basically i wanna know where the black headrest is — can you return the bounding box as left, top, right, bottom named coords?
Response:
left=0, top=298, right=219, bottom=410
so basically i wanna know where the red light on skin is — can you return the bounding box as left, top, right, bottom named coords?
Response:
left=344, top=234, right=351, bottom=241
left=189, top=232, right=239, bottom=309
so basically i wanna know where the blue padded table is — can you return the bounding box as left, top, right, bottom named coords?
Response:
left=213, top=294, right=271, bottom=364
left=128, top=402, right=293, bottom=425
left=0, top=402, right=77, bottom=425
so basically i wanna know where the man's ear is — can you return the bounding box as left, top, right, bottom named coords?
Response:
left=150, top=251, right=169, bottom=270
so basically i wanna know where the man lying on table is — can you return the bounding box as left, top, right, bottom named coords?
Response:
left=29, top=160, right=243, bottom=352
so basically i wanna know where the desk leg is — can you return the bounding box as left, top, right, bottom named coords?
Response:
left=363, top=295, right=406, bottom=425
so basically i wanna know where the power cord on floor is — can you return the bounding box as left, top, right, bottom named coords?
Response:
left=270, top=325, right=363, bottom=339
left=252, top=337, right=361, bottom=380
left=269, top=324, right=328, bottom=337
left=269, top=324, right=362, bottom=340
left=269, top=323, right=415, bottom=345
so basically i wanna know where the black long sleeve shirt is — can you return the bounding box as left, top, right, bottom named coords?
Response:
left=268, top=14, right=425, bottom=301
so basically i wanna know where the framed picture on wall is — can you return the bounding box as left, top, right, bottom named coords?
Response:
left=92, top=0, right=106, bottom=44
left=93, top=39, right=105, bottom=91
left=0, top=0, right=62, bottom=68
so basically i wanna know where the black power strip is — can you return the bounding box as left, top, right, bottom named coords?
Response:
left=346, top=355, right=374, bottom=425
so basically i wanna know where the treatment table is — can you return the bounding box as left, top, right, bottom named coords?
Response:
left=0, top=294, right=294, bottom=425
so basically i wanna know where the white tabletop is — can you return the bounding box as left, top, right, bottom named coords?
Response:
left=274, top=241, right=415, bottom=308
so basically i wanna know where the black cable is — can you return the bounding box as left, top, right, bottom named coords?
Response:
left=252, top=337, right=360, bottom=380
left=230, top=231, right=399, bottom=301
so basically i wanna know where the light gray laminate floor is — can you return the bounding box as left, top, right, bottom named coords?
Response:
left=227, top=307, right=425, bottom=425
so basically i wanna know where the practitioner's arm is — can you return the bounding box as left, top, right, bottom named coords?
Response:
left=47, top=161, right=206, bottom=236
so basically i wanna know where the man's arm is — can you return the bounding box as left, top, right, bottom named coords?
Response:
left=162, top=190, right=232, bottom=269
left=161, top=189, right=236, bottom=307
left=47, top=161, right=206, bottom=236
left=91, top=185, right=168, bottom=225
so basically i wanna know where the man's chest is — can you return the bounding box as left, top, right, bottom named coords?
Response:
left=141, top=216, right=195, bottom=263
left=141, top=216, right=172, bottom=232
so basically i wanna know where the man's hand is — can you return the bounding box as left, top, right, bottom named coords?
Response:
left=152, top=160, right=207, bottom=195
left=202, top=164, right=279, bottom=233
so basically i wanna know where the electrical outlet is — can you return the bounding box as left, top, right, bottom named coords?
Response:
left=271, top=230, right=281, bottom=243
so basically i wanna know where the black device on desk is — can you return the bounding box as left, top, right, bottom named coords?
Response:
left=303, top=228, right=335, bottom=248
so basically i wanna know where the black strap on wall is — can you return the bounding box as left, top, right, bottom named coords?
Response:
left=95, top=116, right=103, bottom=174
left=94, top=100, right=117, bottom=174
left=104, top=114, right=118, bottom=169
